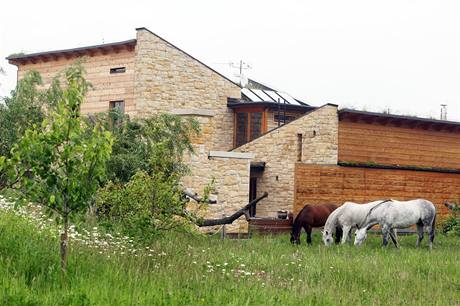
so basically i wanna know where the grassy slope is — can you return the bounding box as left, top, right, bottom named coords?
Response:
left=1, top=211, right=459, bottom=306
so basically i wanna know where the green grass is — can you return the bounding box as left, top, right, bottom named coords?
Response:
left=1, top=211, right=459, bottom=305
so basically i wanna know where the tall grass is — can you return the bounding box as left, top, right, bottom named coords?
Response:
left=1, top=210, right=459, bottom=305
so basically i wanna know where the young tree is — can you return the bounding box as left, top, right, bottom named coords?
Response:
left=1, top=64, right=113, bottom=272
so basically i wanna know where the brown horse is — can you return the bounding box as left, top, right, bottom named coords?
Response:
left=290, top=204, right=342, bottom=245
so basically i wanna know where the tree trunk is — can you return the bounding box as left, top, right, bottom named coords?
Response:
left=60, top=216, right=68, bottom=273
left=198, top=192, right=268, bottom=227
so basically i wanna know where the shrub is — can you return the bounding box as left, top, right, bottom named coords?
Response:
left=441, top=202, right=460, bottom=236
left=94, top=113, right=200, bottom=242
left=95, top=171, right=194, bottom=243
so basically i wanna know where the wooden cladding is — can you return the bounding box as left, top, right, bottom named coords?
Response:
left=338, top=120, right=460, bottom=170
left=294, top=164, right=460, bottom=219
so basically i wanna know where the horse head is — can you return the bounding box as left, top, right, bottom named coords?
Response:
left=322, top=229, right=334, bottom=246
left=354, top=227, right=367, bottom=246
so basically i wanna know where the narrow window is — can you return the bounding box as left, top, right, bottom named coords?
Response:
left=250, top=112, right=263, bottom=140
left=110, top=67, right=126, bottom=74
left=235, top=112, right=248, bottom=147
left=297, top=133, right=303, bottom=161
left=109, top=100, right=125, bottom=113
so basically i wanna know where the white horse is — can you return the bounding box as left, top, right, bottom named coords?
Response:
left=322, top=200, right=395, bottom=246
left=354, top=199, right=436, bottom=249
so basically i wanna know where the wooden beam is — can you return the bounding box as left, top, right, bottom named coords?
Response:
left=197, top=192, right=268, bottom=227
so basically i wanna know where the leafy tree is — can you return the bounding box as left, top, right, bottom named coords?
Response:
left=89, top=111, right=200, bottom=184
left=95, top=114, right=200, bottom=241
left=0, top=71, right=46, bottom=158
left=1, top=64, right=113, bottom=272
left=88, top=110, right=150, bottom=183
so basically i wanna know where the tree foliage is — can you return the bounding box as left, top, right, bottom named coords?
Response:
left=0, top=71, right=48, bottom=158
left=1, top=63, right=113, bottom=271
left=442, top=202, right=460, bottom=237
left=94, top=114, right=200, bottom=241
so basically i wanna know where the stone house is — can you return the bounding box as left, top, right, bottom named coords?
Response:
left=7, top=27, right=460, bottom=234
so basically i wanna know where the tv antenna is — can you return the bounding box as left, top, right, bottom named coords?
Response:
left=228, top=60, right=252, bottom=86
left=440, top=104, right=447, bottom=120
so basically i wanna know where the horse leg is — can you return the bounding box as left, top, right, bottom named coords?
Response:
left=428, top=215, right=436, bottom=250
left=381, top=225, right=390, bottom=247
left=334, top=227, right=343, bottom=244
left=305, top=225, right=312, bottom=245
left=389, top=228, right=399, bottom=248
left=341, top=226, right=351, bottom=244
left=416, top=222, right=424, bottom=248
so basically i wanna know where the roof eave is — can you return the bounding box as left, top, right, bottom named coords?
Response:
left=339, top=108, right=460, bottom=130
left=6, top=39, right=137, bottom=65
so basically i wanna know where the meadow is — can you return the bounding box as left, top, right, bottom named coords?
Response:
left=1, top=207, right=459, bottom=306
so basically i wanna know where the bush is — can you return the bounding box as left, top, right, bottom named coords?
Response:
left=442, top=203, right=460, bottom=236
left=441, top=216, right=460, bottom=236
left=95, top=171, right=194, bottom=243
left=94, top=113, right=201, bottom=242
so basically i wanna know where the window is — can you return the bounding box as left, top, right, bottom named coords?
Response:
left=250, top=112, right=262, bottom=140
left=109, top=100, right=125, bottom=113
left=110, top=67, right=126, bottom=74
left=235, top=112, right=248, bottom=147
left=297, top=133, right=303, bottom=161
left=234, top=109, right=266, bottom=147
left=274, top=114, right=296, bottom=124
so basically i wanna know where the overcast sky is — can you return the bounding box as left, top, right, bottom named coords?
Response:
left=1, top=0, right=459, bottom=120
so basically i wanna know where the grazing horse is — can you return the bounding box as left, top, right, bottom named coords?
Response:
left=354, top=199, right=436, bottom=249
left=322, top=200, right=396, bottom=246
left=290, top=204, right=341, bottom=245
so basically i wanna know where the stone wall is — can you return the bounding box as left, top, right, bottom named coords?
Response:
left=15, top=49, right=136, bottom=115
left=182, top=151, right=252, bottom=233
left=234, top=104, right=338, bottom=217
left=133, top=28, right=241, bottom=151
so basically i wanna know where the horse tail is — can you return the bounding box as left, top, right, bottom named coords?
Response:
left=430, top=213, right=436, bottom=237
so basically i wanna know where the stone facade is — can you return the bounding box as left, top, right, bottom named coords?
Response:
left=134, top=28, right=241, bottom=151
left=234, top=104, right=338, bottom=217
left=183, top=151, right=252, bottom=234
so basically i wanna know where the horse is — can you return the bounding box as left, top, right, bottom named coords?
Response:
left=290, top=204, right=341, bottom=245
left=354, top=199, right=436, bottom=249
left=322, top=200, right=396, bottom=246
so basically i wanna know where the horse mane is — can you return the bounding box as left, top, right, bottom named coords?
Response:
left=323, top=204, right=344, bottom=232
left=359, top=199, right=392, bottom=228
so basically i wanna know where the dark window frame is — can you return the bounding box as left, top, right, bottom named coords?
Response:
left=109, top=100, right=125, bottom=113
left=233, top=108, right=267, bottom=147
left=110, top=67, right=126, bottom=74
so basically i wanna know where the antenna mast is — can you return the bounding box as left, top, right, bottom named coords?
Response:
left=440, top=104, right=447, bottom=120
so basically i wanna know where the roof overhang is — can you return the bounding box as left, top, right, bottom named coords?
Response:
left=7, top=39, right=137, bottom=65
left=339, top=108, right=460, bottom=132
left=227, top=98, right=316, bottom=112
